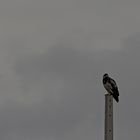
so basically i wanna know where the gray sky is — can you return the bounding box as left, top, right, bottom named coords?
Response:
left=0, top=0, right=140, bottom=140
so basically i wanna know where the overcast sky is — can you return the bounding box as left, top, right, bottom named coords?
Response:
left=0, top=0, right=140, bottom=140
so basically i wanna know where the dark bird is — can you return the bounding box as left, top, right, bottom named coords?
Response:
left=103, top=73, right=119, bottom=102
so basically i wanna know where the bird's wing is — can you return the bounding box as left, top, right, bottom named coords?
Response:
left=110, top=78, right=119, bottom=96
left=110, top=78, right=117, bottom=88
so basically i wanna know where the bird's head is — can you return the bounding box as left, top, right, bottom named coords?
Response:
left=103, top=73, right=109, bottom=78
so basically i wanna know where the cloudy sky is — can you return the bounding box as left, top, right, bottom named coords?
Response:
left=0, top=0, right=140, bottom=140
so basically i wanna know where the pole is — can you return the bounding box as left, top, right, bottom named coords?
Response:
left=105, top=94, right=113, bottom=140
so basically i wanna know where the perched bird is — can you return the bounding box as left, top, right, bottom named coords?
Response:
left=103, top=73, right=119, bottom=102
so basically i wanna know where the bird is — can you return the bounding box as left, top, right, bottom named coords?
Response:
left=103, top=73, right=119, bottom=102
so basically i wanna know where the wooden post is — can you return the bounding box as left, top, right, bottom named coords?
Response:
left=105, top=94, right=113, bottom=140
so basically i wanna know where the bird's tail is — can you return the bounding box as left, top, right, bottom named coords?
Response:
left=112, top=94, right=119, bottom=102
left=111, top=89, right=119, bottom=102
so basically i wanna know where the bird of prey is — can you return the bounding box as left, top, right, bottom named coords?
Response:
left=103, top=73, right=119, bottom=102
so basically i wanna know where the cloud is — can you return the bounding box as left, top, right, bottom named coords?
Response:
left=0, top=30, right=139, bottom=140
left=11, top=33, right=140, bottom=140
left=0, top=0, right=140, bottom=140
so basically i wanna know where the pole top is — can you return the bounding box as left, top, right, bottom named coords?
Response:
left=105, top=93, right=111, bottom=97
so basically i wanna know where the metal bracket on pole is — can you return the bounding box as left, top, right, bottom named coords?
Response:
left=105, top=94, right=113, bottom=140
